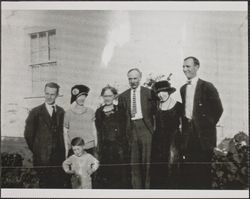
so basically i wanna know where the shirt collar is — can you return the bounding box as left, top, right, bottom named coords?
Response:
left=131, top=85, right=141, bottom=92
left=187, top=76, right=199, bottom=85
left=45, top=102, right=56, bottom=110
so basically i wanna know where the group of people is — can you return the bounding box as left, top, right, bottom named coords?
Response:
left=24, top=56, right=223, bottom=189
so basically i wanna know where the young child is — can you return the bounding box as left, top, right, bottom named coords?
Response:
left=62, top=137, right=99, bottom=189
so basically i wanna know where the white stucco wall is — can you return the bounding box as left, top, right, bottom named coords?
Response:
left=1, top=10, right=248, bottom=143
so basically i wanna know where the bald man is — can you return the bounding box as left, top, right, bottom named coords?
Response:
left=118, top=68, right=156, bottom=189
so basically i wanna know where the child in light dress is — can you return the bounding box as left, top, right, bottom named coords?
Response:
left=62, top=137, right=99, bottom=189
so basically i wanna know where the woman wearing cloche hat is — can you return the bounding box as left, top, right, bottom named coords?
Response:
left=150, top=80, right=183, bottom=189
left=63, top=84, right=97, bottom=159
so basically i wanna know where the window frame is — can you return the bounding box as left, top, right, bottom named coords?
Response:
left=29, top=29, right=56, bottom=65
left=28, top=29, right=58, bottom=96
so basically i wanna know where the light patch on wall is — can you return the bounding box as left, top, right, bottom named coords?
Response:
left=180, top=22, right=187, bottom=60
left=101, top=11, right=130, bottom=67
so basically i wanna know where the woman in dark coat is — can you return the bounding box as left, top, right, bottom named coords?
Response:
left=95, top=85, right=129, bottom=189
left=151, top=80, right=182, bottom=189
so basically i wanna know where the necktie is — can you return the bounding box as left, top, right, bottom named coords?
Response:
left=51, top=105, right=57, bottom=129
left=132, top=89, right=137, bottom=118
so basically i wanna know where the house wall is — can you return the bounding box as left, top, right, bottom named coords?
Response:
left=1, top=10, right=248, bottom=143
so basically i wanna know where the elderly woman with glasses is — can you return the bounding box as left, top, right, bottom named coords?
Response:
left=95, top=85, right=129, bottom=189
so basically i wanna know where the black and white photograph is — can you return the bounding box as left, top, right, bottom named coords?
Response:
left=1, top=1, right=249, bottom=198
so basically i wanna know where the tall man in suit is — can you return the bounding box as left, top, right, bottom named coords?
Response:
left=180, top=56, right=223, bottom=189
left=118, top=68, right=156, bottom=189
left=24, top=82, right=67, bottom=188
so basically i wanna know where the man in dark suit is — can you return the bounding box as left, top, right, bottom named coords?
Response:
left=24, top=82, right=67, bottom=188
left=180, top=56, right=223, bottom=189
left=118, top=68, right=156, bottom=189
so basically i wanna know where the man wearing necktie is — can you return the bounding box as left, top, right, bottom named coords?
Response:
left=180, top=56, right=223, bottom=189
left=118, top=68, right=156, bottom=189
left=24, top=82, right=67, bottom=188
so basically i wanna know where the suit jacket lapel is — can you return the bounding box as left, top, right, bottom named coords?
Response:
left=56, top=106, right=62, bottom=126
left=125, top=89, right=131, bottom=116
left=41, top=103, right=52, bottom=127
left=140, top=86, right=146, bottom=117
left=182, top=84, right=187, bottom=106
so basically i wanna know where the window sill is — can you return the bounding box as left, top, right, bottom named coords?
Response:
left=24, top=95, right=63, bottom=99
left=29, top=61, right=57, bottom=66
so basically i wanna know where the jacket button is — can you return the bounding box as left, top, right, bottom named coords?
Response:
left=202, top=114, right=206, bottom=117
left=199, top=103, right=202, bottom=106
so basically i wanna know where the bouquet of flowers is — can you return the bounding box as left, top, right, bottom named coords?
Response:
left=143, top=73, right=173, bottom=89
left=211, top=131, right=249, bottom=189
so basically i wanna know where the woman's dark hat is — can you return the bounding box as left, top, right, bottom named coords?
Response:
left=71, top=84, right=90, bottom=104
left=153, top=80, right=176, bottom=94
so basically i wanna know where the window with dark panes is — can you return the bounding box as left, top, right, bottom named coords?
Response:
left=29, top=29, right=57, bottom=95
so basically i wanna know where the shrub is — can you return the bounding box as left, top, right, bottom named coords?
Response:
left=211, top=132, right=249, bottom=189
left=1, top=152, right=39, bottom=188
